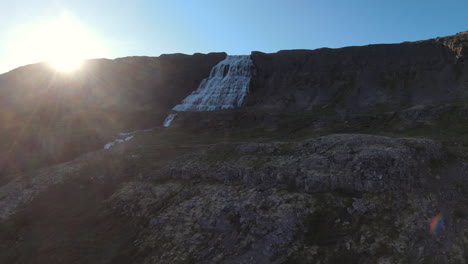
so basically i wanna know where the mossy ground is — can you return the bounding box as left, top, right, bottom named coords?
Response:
left=159, top=101, right=468, bottom=154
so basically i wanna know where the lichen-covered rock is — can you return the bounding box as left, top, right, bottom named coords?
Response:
left=0, top=156, right=86, bottom=221
left=106, top=180, right=467, bottom=264
left=162, top=134, right=444, bottom=193
left=398, top=104, right=455, bottom=123
left=109, top=182, right=315, bottom=263
left=0, top=149, right=127, bottom=221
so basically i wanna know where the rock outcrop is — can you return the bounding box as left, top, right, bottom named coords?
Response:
left=162, top=134, right=443, bottom=193
left=1, top=131, right=465, bottom=263
left=248, top=32, right=468, bottom=111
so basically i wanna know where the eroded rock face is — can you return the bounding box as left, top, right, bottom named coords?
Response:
left=248, top=33, right=468, bottom=111
left=0, top=150, right=127, bottom=221
left=162, top=134, right=443, bottom=193
left=398, top=104, right=455, bottom=123
left=110, top=182, right=314, bottom=264
left=107, top=179, right=467, bottom=264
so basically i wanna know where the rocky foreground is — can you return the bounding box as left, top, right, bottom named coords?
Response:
left=1, top=130, right=467, bottom=263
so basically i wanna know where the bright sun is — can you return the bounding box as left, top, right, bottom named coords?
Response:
left=49, top=57, right=83, bottom=72
left=15, top=13, right=106, bottom=72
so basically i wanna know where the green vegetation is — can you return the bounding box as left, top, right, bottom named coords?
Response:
left=134, top=101, right=468, bottom=164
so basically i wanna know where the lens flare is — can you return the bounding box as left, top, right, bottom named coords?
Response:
left=430, top=213, right=444, bottom=234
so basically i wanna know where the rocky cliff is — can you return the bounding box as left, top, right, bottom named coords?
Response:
left=248, top=31, right=468, bottom=112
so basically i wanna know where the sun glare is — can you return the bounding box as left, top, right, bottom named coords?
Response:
left=50, top=58, right=83, bottom=72
left=11, top=13, right=106, bottom=73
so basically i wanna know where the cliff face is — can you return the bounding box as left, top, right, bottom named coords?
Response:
left=248, top=32, right=468, bottom=112
left=0, top=52, right=226, bottom=174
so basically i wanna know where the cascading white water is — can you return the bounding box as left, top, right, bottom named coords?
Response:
left=103, top=128, right=152, bottom=150
left=162, top=55, right=254, bottom=127
left=163, top=113, right=177, bottom=127
left=173, top=55, right=254, bottom=111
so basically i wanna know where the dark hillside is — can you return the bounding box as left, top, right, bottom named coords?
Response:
left=0, top=52, right=226, bottom=174
left=248, top=32, right=468, bottom=111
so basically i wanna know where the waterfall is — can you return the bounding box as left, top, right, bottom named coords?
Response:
left=103, top=129, right=152, bottom=150
left=172, top=55, right=254, bottom=111
left=163, top=113, right=178, bottom=127
left=162, top=55, right=254, bottom=127
left=103, top=136, right=134, bottom=150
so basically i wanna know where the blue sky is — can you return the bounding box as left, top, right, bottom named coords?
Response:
left=1, top=0, right=467, bottom=73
